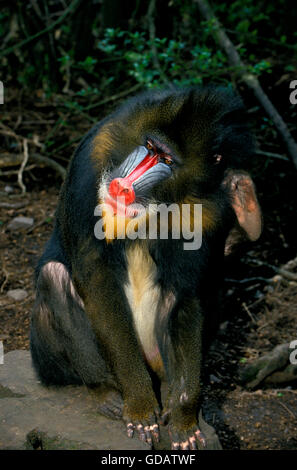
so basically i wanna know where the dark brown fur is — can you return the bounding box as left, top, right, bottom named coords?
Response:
left=30, top=87, right=261, bottom=449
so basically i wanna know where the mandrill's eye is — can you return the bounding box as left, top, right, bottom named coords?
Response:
left=214, top=154, right=222, bottom=164
left=145, top=139, right=174, bottom=165
left=146, top=139, right=155, bottom=153
left=161, top=154, right=173, bottom=166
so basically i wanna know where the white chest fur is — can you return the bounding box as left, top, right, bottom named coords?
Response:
left=124, top=245, right=161, bottom=365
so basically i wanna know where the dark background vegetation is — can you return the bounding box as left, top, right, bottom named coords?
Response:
left=0, top=0, right=297, bottom=450
left=1, top=0, right=297, bottom=184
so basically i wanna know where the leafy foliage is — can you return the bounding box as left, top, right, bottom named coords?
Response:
left=1, top=0, right=296, bottom=94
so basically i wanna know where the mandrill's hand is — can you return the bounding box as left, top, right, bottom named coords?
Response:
left=123, top=398, right=161, bottom=446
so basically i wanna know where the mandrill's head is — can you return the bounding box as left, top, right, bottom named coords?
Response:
left=92, top=87, right=260, bottom=243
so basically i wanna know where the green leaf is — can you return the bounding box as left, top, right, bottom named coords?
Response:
left=237, top=19, right=250, bottom=33
left=285, top=64, right=295, bottom=72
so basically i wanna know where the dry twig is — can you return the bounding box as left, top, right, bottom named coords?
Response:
left=278, top=401, right=296, bottom=419
left=256, top=149, right=289, bottom=162
left=17, top=138, right=29, bottom=194
left=0, top=264, right=10, bottom=294
left=245, top=257, right=297, bottom=282
left=0, top=202, right=28, bottom=209
left=0, top=153, right=66, bottom=179
left=82, top=84, right=142, bottom=113
left=0, top=0, right=81, bottom=58
left=147, top=0, right=170, bottom=86
left=242, top=302, right=257, bottom=324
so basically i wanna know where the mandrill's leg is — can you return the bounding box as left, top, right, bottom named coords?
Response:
left=160, top=169, right=263, bottom=449
left=161, top=297, right=206, bottom=450
left=30, top=261, right=123, bottom=419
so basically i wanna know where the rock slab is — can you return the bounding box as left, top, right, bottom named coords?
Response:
left=7, top=289, right=28, bottom=301
left=7, top=216, right=34, bottom=231
left=0, top=350, right=222, bottom=450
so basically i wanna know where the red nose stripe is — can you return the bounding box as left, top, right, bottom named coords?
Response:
left=124, top=153, right=159, bottom=184
left=108, top=152, right=159, bottom=207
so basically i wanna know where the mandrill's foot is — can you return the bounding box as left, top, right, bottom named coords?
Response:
left=168, top=423, right=206, bottom=450
left=124, top=402, right=160, bottom=446
left=89, top=385, right=124, bottom=420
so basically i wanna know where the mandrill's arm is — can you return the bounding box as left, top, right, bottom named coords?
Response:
left=72, top=252, right=160, bottom=445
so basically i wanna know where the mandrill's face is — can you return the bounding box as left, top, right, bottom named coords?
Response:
left=101, top=137, right=176, bottom=218
left=97, top=131, right=224, bottom=243
left=94, top=87, right=257, bottom=242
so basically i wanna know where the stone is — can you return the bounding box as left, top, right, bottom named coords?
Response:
left=7, top=289, right=28, bottom=301
left=240, top=343, right=292, bottom=388
left=0, top=351, right=149, bottom=450
left=4, top=185, right=14, bottom=194
left=7, top=216, right=34, bottom=231
left=0, top=351, right=222, bottom=450
left=210, top=374, right=222, bottom=384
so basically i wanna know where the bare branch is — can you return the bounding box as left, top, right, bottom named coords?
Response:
left=0, top=0, right=81, bottom=58
left=244, top=256, right=297, bottom=282
left=256, top=149, right=289, bottom=162
left=0, top=153, right=66, bottom=179
left=83, top=84, right=142, bottom=112
left=17, top=139, right=29, bottom=194
left=195, top=0, right=297, bottom=170
left=146, top=0, right=169, bottom=85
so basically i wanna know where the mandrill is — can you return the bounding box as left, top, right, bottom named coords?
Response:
left=30, top=87, right=262, bottom=449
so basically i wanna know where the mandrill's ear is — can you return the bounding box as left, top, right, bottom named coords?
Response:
left=223, top=169, right=263, bottom=256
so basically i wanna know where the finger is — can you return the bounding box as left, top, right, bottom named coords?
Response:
left=189, top=435, right=197, bottom=450
left=144, top=426, right=152, bottom=445
left=171, top=441, right=180, bottom=450
left=160, top=410, right=170, bottom=425
left=195, top=429, right=206, bottom=447
left=150, top=423, right=160, bottom=443
left=127, top=422, right=134, bottom=438
left=136, top=423, right=146, bottom=442
left=181, top=440, right=190, bottom=450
